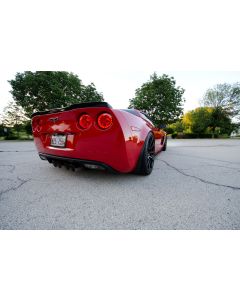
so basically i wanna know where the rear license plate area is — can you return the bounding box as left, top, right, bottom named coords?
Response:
left=50, top=134, right=67, bottom=148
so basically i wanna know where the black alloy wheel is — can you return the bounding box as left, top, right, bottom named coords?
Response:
left=135, top=132, right=155, bottom=175
left=146, top=134, right=155, bottom=171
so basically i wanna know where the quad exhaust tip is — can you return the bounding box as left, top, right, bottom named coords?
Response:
left=50, top=160, right=105, bottom=171
left=83, top=164, right=105, bottom=170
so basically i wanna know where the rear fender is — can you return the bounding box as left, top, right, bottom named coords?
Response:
left=113, top=110, right=151, bottom=170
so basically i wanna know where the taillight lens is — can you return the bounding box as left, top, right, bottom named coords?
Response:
left=79, top=114, right=93, bottom=129
left=97, top=113, right=113, bottom=129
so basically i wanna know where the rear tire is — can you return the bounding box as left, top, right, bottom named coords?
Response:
left=135, top=132, right=155, bottom=175
left=162, top=136, right=167, bottom=151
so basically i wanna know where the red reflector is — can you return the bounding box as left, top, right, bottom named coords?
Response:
left=79, top=114, right=93, bottom=129
left=97, top=113, right=113, bottom=129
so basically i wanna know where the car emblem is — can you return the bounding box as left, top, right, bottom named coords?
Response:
left=49, top=117, right=59, bottom=123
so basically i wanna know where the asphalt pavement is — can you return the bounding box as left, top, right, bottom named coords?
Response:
left=0, top=139, right=240, bottom=229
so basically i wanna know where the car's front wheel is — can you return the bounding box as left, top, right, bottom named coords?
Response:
left=135, top=132, right=155, bottom=175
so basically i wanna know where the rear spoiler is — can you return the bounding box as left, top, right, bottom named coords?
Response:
left=31, top=102, right=112, bottom=118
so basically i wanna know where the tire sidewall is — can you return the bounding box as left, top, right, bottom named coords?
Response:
left=135, top=132, right=155, bottom=175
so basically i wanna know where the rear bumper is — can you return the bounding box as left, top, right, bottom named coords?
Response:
left=39, top=152, right=118, bottom=173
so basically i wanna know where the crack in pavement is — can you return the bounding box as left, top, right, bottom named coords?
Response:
left=159, top=159, right=240, bottom=191
left=0, top=176, right=31, bottom=200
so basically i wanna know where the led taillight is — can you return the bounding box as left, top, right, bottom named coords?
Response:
left=97, top=113, right=113, bottom=129
left=79, top=114, right=93, bottom=129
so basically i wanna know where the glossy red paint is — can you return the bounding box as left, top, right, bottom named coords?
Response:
left=32, top=104, right=166, bottom=173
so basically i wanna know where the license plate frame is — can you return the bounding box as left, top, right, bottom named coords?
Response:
left=50, top=134, right=67, bottom=148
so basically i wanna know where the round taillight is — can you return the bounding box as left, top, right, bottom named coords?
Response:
left=97, top=113, right=113, bottom=129
left=79, top=114, right=93, bottom=129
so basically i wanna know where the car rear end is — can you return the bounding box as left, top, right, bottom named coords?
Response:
left=32, top=102, right=138, bottom=173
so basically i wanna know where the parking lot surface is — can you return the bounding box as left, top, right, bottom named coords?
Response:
left=0, top=139, right=240, bottom=229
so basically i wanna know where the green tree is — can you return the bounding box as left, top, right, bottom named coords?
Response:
left=183, top=107, right=212, bottom=135
left=129, top=73, right=185, bottom=125
left=209, top=106, right=232, bottom=137
left=9, top=71, right=104, bottom=117
left=182, top=107, right=234, bottom=137
left=24, top=120, right=33, bottom=136
left=202, top=83, right=240, bottom=119
left=2, top=101, right=27, bottom=125
left=1, top=101, right=28, bottom=138
left=0, top=124, right=5, bottom=137
left=231, top=123, right=240, bottom=136
left=168, top=120, right=184, bottom=133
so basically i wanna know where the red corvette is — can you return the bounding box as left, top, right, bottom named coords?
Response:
left=32, top=102, right=167, bottom=175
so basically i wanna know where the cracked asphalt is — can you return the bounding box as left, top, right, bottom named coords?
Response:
left=0, top=139, right=240, bottom=229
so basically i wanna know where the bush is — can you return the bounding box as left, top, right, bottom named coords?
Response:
left=198, top=133, right=213, bottom=138
left=218, top=134, right=229, bottom=138
left=183, top=133, right=198, bottom=138
left=24, top=120, right=32, bottom=135
left=165, top=127, right=174, bottom=134
left=5, top=134, right=18, bottom=140
left=171, top=133, right=223, bottom=139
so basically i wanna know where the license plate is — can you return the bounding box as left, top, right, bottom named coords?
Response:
left=50, top=134, right=67, bottom=148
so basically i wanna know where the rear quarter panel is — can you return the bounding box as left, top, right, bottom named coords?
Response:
left=113, top=109, right=152, bottom=168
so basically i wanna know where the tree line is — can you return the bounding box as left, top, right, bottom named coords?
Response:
left=0, top=71, right=103, bottom=139
left=167, top=83, right=240, bottom=138
left=0, top=71, right=239, bottom=139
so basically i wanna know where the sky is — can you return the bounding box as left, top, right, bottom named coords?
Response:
left=0, top=0, right=240, bottom=114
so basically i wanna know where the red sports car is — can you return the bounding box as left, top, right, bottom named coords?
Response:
left=32, top=102, right=167, bottom=175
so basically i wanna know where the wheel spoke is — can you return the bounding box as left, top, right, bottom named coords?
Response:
left=147, top=158, right=150, bottom=169
left=147, top=136, right=155, bottom=154
left=147, top=154, right=154, bottom=170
